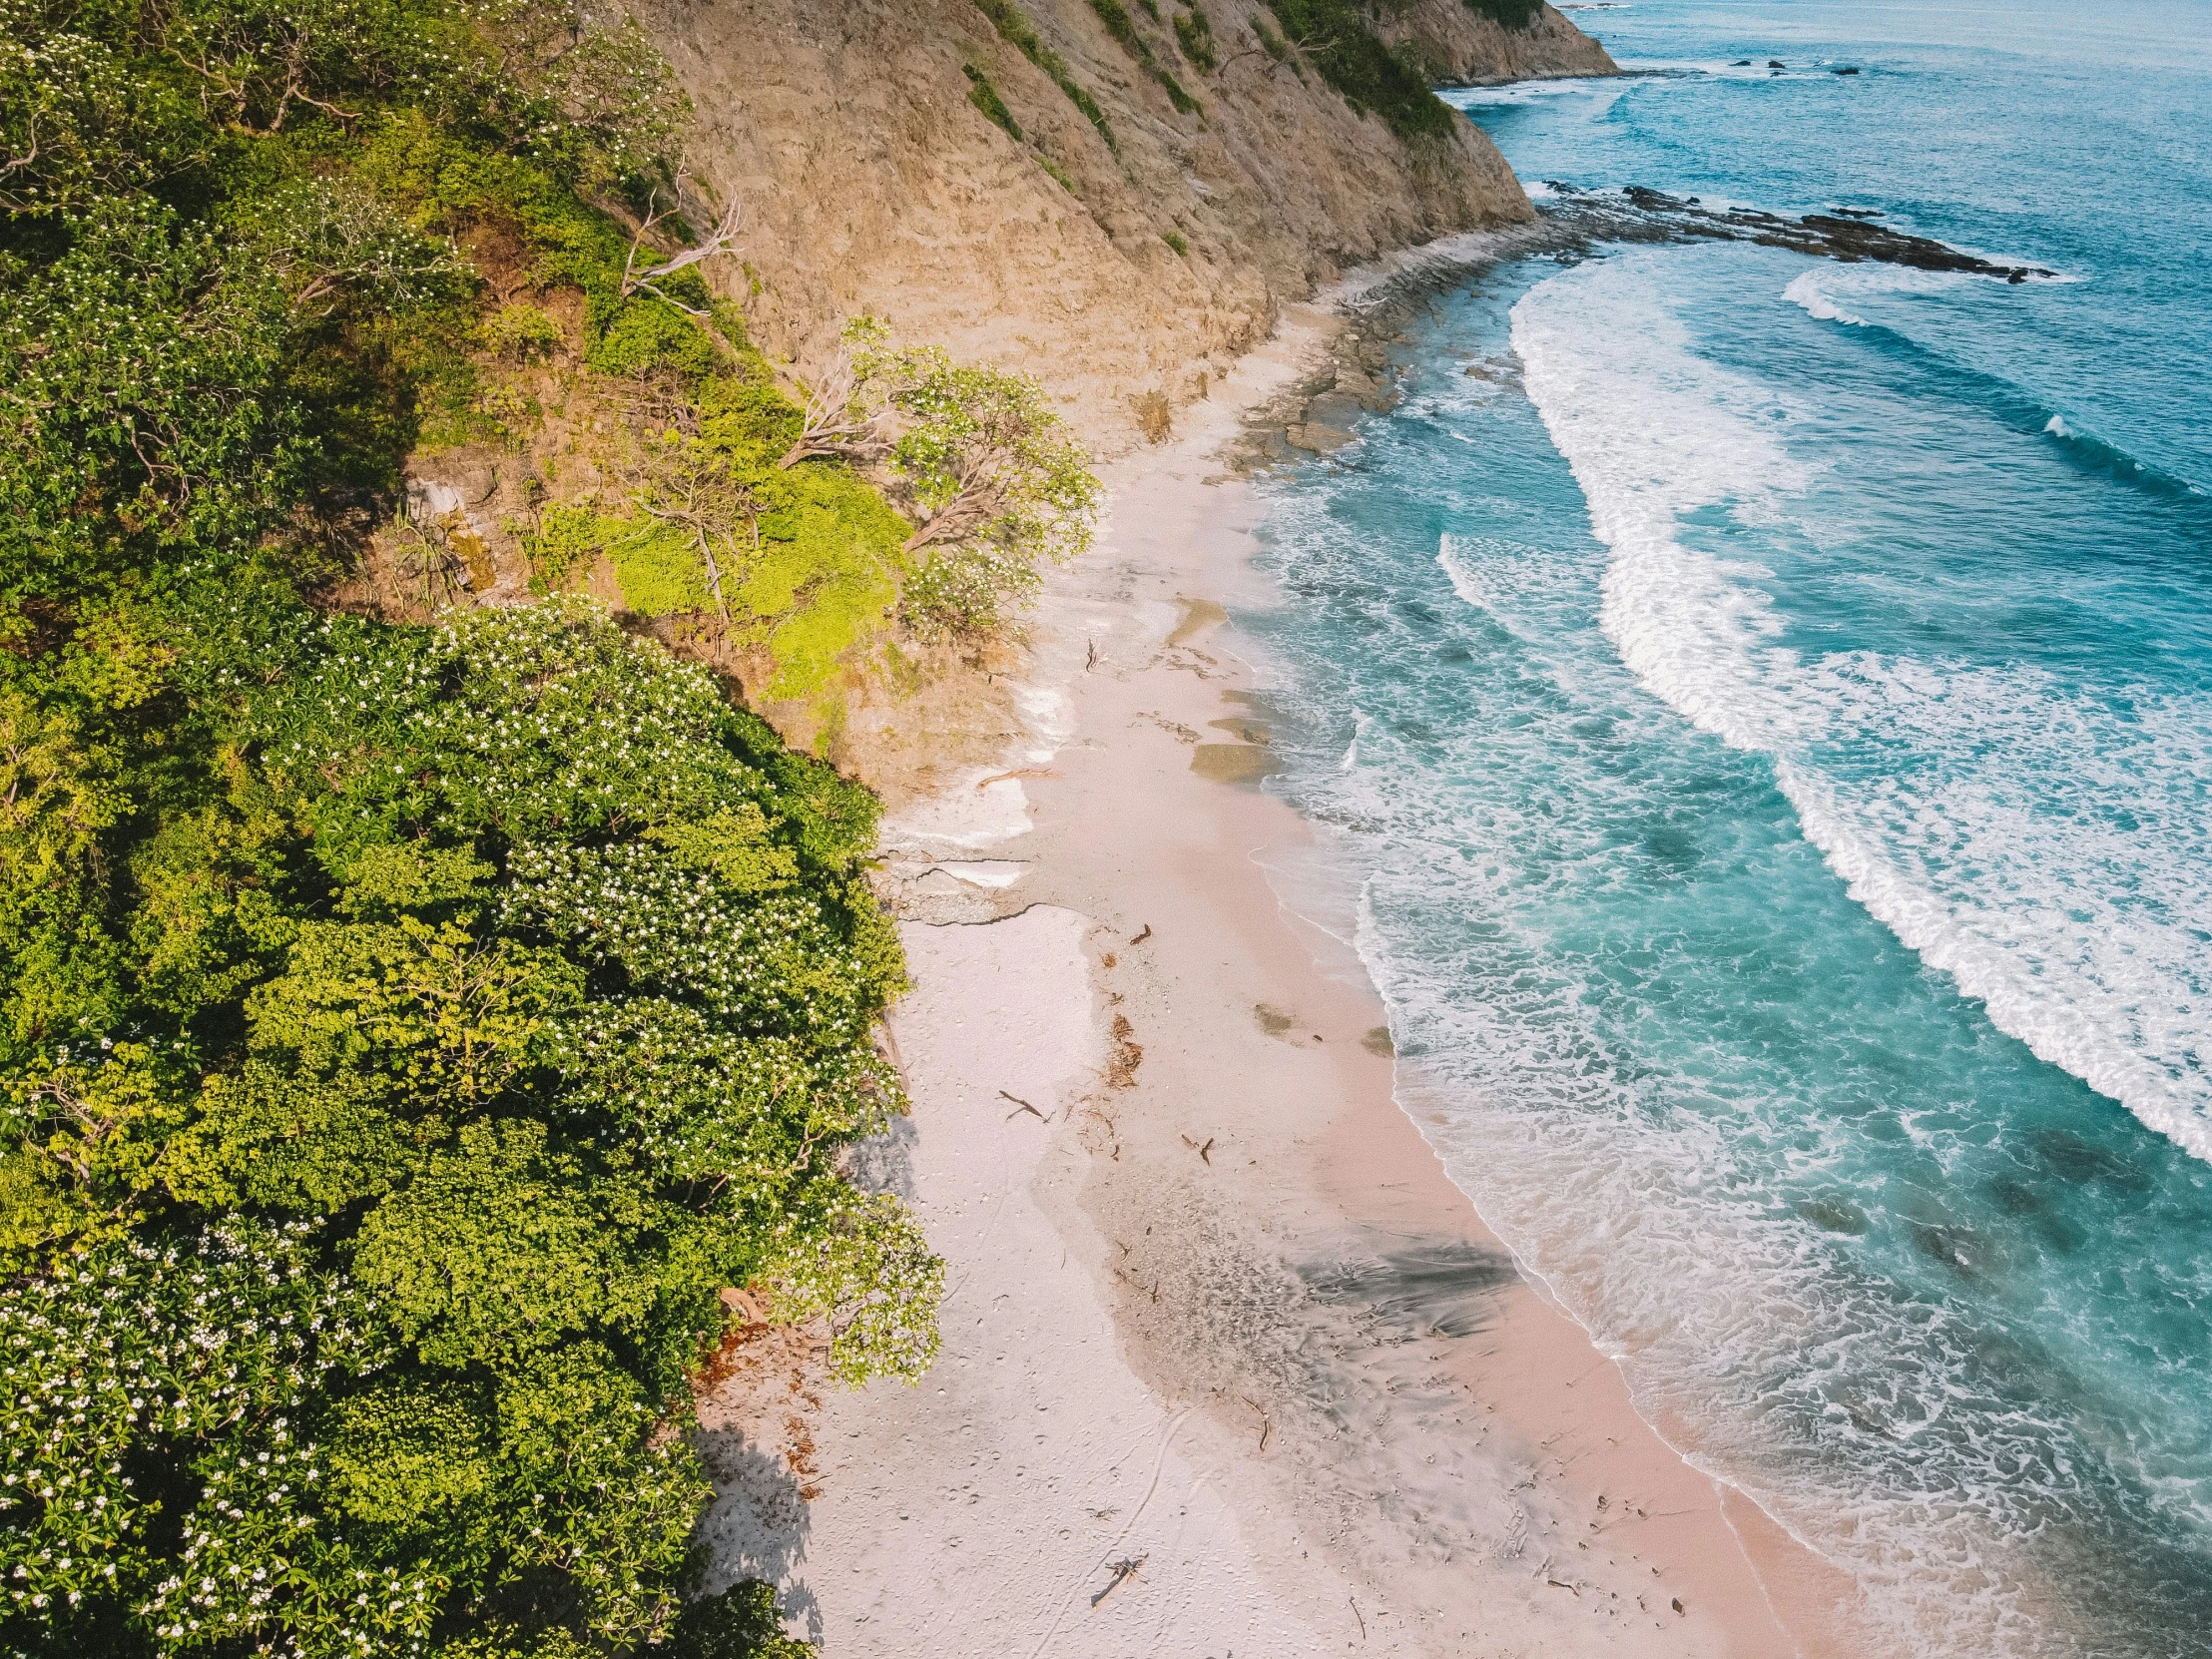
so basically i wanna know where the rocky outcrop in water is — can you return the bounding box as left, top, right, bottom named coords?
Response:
left=1559, top=185, right=2059, bottom=281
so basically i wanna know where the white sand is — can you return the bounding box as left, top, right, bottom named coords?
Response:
left=798, top=908, right=1354, bottom=1653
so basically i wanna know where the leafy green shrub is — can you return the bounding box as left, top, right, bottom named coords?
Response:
left=1174, top=5, right=1220, bottom=71
left=588, top=293, right=724, bottom=379
left=1086, top=0, right=1148, bottom=54
left=672, top=1580, right=812, bottom=1659
left=972, top=0, right=1117, bottom=148
left=1262, top=0, right=1457, bottom=139
left=611, top=512, right=721, bottom=616
left=899, top=545, right=1031, bottom=643
left=769, top=319, right=1097, bottom=649
left=483, top=300, right=565, bottom=358
left=521, top=380, right=914, bottom=700
left=1155, top=66, right=1203, bottom=113
left=527, top=499, right=608, bottom=592
left=1252, top=14, right=1304, bottom=77
left=0, top=591, right=937, bottom=1654
left=1164, top=230, right=1190, bottom=256
left=886, top=372, right=1096, bottom=567
left=963, top=63, right=1023, bottom=140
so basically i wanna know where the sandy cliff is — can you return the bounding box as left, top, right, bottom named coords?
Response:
left=640, top=0, right=1574, bottom=448
left=1382, top=1, right=1620, bottom=85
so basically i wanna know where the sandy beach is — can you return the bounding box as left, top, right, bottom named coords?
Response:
left=698, top=282, right=1871, bottom=1657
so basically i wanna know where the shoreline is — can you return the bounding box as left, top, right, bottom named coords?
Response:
left=703, top=276, right=1869, bottom=1655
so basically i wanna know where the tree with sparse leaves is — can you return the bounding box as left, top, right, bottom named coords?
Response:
left=812, top=319, right=1100, bottom=641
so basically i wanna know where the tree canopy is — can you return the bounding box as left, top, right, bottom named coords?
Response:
left=0, top=1, right=943, bottom=1654
left=0, top=589, right=941, bottom=1658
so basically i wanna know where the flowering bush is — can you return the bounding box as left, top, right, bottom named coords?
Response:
left=0, top=1220, right=415, bottom=1652
left=0, top=2, right=944, bottom=1639
left=0, top=593, right=938, bottom=1655
left=829, top=319, right=1100, bottom=642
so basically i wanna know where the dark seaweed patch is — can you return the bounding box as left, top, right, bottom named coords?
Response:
left=1798, top=1195, right=1869, bottom=1235
left=2032, top=1128, right=2151, bottom=1193
left=1911, top=1220, right=1988, bottom=1280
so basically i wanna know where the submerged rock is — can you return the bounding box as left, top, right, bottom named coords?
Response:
left=1287, top=423, right=1355, bottom=455
left=1592, top=186, right=2058, bottom=282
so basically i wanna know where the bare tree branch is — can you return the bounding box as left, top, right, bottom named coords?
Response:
left=900, top=447, right=1013, bottom=556
left=621, top=185, right=743, bottom=313
left=639, top=503, right=734, bottom=620
left=776, top=347, right=888, bottom=470
left=630, top=433, right=755, bottom=622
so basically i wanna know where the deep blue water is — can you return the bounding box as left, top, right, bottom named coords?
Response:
left=1242, top=4, right=2212, bottom=1653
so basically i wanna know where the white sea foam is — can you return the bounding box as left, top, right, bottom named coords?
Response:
left=1785, top=263, right=1973, bottom=328
left=1438, top=78, right=1626, bottom=114
left=1512, top=253, right=2212, bottom=1164
left=1437, top=535, right=1595, bottom=653
left=1259, top=464, right=2212, bottom=1654
left=1784, top=268, right=1865, bottom=323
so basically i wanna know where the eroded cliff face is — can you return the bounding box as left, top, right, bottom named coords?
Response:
left=641, top=0, right=1554, bottom=448
left=1380, top=2, right=1619, bottom=86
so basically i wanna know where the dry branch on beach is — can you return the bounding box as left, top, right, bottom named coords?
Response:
left=1091, top=1555, right=1147, bottom=1607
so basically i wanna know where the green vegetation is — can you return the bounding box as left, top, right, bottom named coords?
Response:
left=971, top=0, right=1118, bottom=149
left=962, top=59, right=1084, bottom=205
left=671, top=1582, right=812, bottom=1659
left=0, top=0, right=967, bottom=1654
left=1164, top=230, right=1191, bottom=256
left=1084, top=0, right=1204, bottom=115
left=1156, top=66, right=1204, bottom=114
left=830, top=324, right=1101, bottom=642
left=0, top=593, right=936, bottom=1658
left=1174, top=5, right=1220, bottom=72
left=1261, top=0, right=1458, bottom=139
left=1087, top=0, right=1148, bottom=51
left=962, top=63, right=1023, bottom=141
left=1252, top=14, right=1305, bottom=78
left=1465, top=0, right=1545, bottom=28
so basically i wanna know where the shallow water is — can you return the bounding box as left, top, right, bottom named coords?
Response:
left=1243, top=4, right=2212, bottom=1652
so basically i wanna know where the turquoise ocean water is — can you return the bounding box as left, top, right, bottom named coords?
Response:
left=1243, top=3, right=2212, bottom=1652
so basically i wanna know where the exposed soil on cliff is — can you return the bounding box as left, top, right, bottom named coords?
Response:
left=641, top=0, right=1566, bottom=451
left=1381, top=0, right=1620, bottom=86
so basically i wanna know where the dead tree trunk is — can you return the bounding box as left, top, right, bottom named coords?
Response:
left=776, top=349, right=887, bottom=470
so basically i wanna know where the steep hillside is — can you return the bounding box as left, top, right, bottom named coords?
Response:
left=1381, top=1, right=1620, bottom=85
left=641, top=0, right=1548, bottom=449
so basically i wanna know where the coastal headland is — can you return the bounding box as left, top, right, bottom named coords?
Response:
left=15, top=0, right=2201, bottom=1652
